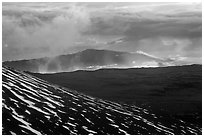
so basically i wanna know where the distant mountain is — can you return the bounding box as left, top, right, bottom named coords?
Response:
left=2, top=66, right=202, bottom=134
left=3, top=49, right=173, bottom=73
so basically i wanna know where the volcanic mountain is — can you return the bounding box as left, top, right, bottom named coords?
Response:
left=3, top=49, right=173, bottom=73
left=2, top=66, right=202, bottom=135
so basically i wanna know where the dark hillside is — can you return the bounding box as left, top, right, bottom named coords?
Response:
left=2, top=66, right=202, bottom=134
left=31, top=65, right=202, bottom=127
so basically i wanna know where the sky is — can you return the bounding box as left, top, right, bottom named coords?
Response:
left=2, top=2, right=202, bottom=64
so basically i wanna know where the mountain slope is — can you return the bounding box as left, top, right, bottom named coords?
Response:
left=2, top=66, right=202, bottom=135
left=30, top=65, right=202, bottom=115
left=3, top=49, right=172, bottom=73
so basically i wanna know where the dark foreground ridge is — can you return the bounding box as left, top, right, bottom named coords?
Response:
left=31, top=64, right=202, bottom=120
left=2, top=66, right=202, bottom=135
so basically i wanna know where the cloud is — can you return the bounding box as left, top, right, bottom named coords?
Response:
left=86, top=3, right=201, bottom=39
left=2, top=3, right=91, bottom=61
left=86, top=3, right=201, bottom=64
left=2, top=2, right=202, bottom=65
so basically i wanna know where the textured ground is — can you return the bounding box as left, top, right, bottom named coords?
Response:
left=31, top=65, right=202, bottom=126
left=2, top=66, right=202, bottom=135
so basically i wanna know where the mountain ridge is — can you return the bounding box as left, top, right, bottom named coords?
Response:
left=28, top=64, right=201, bottom=74
left=3, top=49, right=174, bottom=73
left=29, top=64, right=202, bottom=120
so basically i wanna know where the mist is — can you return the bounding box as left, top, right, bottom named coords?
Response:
left=2, top=2, right=202, bottom=67
left=2, top=3, right=91, bottom=61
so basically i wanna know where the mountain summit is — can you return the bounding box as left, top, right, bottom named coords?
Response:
left=3, top=49, right=173, bottom=73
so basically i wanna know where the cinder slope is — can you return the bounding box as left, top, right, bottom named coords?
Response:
left=2, top=66, right=201, bottom=135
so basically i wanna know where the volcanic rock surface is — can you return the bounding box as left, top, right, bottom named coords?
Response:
left=2, top=66, right=202, bottom=135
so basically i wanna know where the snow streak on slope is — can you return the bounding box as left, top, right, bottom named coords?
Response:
left=2, top=66, right=202, bottom=135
